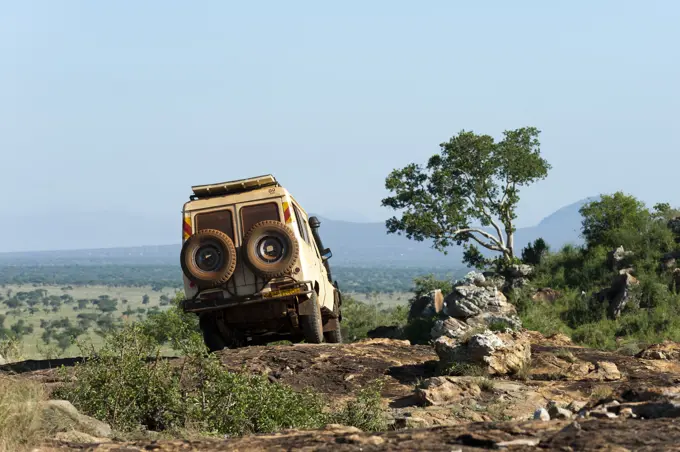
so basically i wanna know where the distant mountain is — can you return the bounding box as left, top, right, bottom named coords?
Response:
left=0, top=198, right=595, bottom=268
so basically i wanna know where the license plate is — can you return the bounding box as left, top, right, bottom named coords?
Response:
left=263, top=287, right=302, bottom=298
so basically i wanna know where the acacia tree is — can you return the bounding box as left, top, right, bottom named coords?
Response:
left=381, top=127, right=550, bottom=267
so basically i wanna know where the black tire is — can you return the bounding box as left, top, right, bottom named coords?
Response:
left=299, top=292, right=323, bottom=344
left=199, top=314, right=227, bottom=352
left=181, top=229, right=237, bottom=289
left=242, top=220, right=299, bottom=279
left=324, top=328, right=342, bottom=344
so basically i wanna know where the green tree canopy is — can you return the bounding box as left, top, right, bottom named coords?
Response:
left=382, top=127, right=550, bottom=265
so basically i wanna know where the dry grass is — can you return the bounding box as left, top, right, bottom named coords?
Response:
left=0, top=376, right=47, bottom=452
left=554, top=348, right=577, bottom=363
left=590, top=385, right=614, bottom=402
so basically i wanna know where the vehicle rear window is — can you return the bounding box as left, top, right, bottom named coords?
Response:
left=292, top=204, right=310, bottom=244
left=241, top=202, right=280, bottom=234
left=195, top=209, right=235, bottom=240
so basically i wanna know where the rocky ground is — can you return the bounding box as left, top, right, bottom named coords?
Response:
left=6, top=270, right=680, bottom=450
left=5, top=334, right=680, bottom=451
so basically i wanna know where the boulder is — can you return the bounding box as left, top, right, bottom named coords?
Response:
left=430, top=317, right=471, bottom=341
left=531, top=288, right=562, bottom=303
left=465, top=313, right=522, bottom=332
left=636, top=341, right=680, bottom=360
left=408, top=289, right=444, bottom=320
left=507, top=264, right=534, bottom=278
left=608, top=246, right=634, bottom=272
left=443, top=285, right=516, bottom=320
left=414, top=376, right=482, bottom=406
left=607, top=272, right=639, bottom=319
left=41, top=400, right=112, bottom=439
left=584, top=361, right=621, bottom=382
left=434, top=330, right=531, bottom=376
left=0, top=353, right=5, bottom=366
left=533, top=408, right=550, bottom=421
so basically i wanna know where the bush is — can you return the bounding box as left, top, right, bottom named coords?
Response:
left=329, top=380, right=387, bottom=432
left=55, top=298, right=388, bottom=436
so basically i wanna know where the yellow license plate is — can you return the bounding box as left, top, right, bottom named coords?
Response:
left=263, top=287, right=302, bottom=298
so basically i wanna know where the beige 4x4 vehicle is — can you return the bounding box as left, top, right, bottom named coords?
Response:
left=179, top=174, right=343, bottom=350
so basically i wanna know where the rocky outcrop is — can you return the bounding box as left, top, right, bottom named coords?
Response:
left=434, top=330, right=531, bottom=376
left=595, top=268, right=640, bottom=319
left=443, top=275, right=516, bottom=320
left=609, top=246, right=634, bottom=272
left=408, top=289, right=444, bottom=320
left=414, top=376, right=481, bottom=406
left=430, top=317, right=471, bottom=341
left=637, top=341, right=680, bottom=360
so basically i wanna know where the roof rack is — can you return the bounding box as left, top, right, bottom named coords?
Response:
left=190, top=174, right=279, bottom=200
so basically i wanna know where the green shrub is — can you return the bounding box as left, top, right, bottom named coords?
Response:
left=330, top=380, right=387, bottom=432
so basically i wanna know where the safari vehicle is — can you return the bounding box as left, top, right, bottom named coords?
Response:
left=179, top=174, right=343, bottom=350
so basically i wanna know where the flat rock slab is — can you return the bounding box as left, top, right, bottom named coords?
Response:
left=35, top=418, right=680, bottom=451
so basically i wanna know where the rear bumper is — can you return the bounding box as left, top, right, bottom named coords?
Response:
left=181, top=280, right=314, bottom=314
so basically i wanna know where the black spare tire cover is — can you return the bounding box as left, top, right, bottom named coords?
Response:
left=181, top=229, right=237, bottom=289
left=242, top=220, right=299, bottom=279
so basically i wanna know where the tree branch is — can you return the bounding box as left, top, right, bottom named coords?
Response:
left=450, top=227, right=506, bottom=250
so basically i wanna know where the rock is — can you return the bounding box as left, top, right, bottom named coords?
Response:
left=0, top=354, right=5, bottom=365
left=53, top=431, right=107, bottom=444
left=393, top=416, right=430, bottom=429
left=609, top=246, right=634, bottom=271
left=430, top=317, right=471, bottom=341
left=466, top=313, right=523, bottom=331
left=367, top=325, right=404, bottom=340
left=532, top=288, right=562, bottom=303
left=588, top=410, right=618, bottom=419
left=567, top=400, right=588, bottom=413
left=459, top=271, right=486, bottom=286
left=414, top=376, right=481, bottom=406
left=607, top=272, right=639, bottom=319
left=497, top=438, right=541, bottom=447
left=637, top=341, right=680, bottom=360
left=408, top=289, right=444, bottom=320
left=508, top=264, right=534, bottom=278
left=616, top=401, right=680, bottom=419
left=585, top=361, right=622, bottom=382
left=533, top=408, right=550, bottom=421
left=434, top=331, right=531, bottom=376
left=548, top=406, right=573, bottom=420
left=619, top=407, right=636, bottom=418
left=41, top=400, right=112, bottom=439
left=443, top=285, right=516, bottom=320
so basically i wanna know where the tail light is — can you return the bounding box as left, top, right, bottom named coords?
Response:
left=182, top=213, right=192, bottom=243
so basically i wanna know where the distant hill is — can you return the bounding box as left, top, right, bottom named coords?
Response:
left=0, top=198, right=594, bottom=268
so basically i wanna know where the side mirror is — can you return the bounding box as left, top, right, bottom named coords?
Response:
left=321, top=248, right=332, bottom=261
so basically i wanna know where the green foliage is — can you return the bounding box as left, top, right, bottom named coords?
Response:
left=329, top=380, right=387, bottom=432
left=521, top=238, right=549, bottom=266
left=55, top=299, right=389, bottom=436
left=382, top=127, right=550, bottom=263
left=512, top=193, right=680, bottom=350
left=341, top=296, right=406, bottom=342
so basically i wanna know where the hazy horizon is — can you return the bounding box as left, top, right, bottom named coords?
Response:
left=2, top=1, right=679, bottom=252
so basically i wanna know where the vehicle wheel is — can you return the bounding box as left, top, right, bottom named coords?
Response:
left=181, top=229, right=237, bottom=289
left=242, top=220, right=299, bottom=279
left=199, top=314, right=227, bottom=352
left=299, top=293, right=323, bottom=344
left=324, top=328, right=342, bottom=344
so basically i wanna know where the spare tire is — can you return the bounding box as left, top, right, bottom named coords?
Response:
left=242, top=220, right=299, bottom=279
left=181, top=229, right=237, bottom=289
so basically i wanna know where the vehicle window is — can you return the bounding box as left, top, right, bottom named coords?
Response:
left=241, top=202, right=280, bottom=234
left=292, top=204, right=310, bottom=244
left=195, top=209, right=235, bottom=240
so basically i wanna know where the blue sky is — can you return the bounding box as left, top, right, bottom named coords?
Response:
left=1, top=1, right=679, bottom=251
